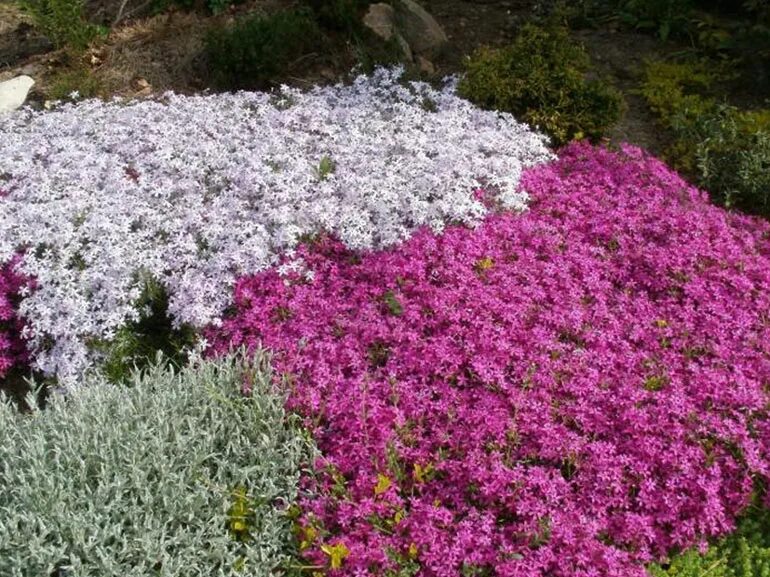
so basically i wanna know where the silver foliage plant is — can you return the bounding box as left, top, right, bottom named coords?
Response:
left=0, top=352, right=315, bottom=577
left=0, top=67, right=553, bottom=383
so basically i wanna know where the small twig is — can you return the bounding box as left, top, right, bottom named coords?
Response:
left=285, top=76, right=317, bottom=87
left=698, top=558, right=725, bottom=577
left=288, top=52, right=319, bottom=69
left=114, top=0, right=155, bottom=27
left=112, top=0, right=131, bottom=26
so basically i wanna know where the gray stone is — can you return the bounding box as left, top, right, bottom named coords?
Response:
left=0, top=5, right=51, bottom=67
left=0, top=76, right=35, bottom=113
left=416, top=55, right=436, bottom=75
left=393, top=0, right=448, bottom=59
left=363, top=3, right=396, bottom=41
left=362, top=3, right=413, bottom=62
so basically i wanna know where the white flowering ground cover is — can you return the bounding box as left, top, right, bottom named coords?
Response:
left=0, top=68, right=552, bottom=384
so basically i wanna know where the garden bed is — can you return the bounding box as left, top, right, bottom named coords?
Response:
left=1, top=1, right=770, bottom=575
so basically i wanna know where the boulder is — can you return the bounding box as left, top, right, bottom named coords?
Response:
left=0, top=76, right=35, bottom=113
left=416, top=55, right=435, bottom=75
left=0, top=5, right=51, bottom=67
left=363, top=3, right=396, bottom=41
left=362, top=3, right=413, bottom=62
left=393, top=0, right=447, bottom=59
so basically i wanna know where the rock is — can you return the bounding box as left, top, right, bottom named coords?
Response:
left=362, top=0, right=446, bottom=62
left=0, top=5, right=51, bottom=68
left=393, top=0, right=448, bottom=59
left=416, top=55, right=435, bottom=75
left=396, top=34, right=413, bottom=62
left=0, top=76, right=35, bottom=113
left=132, top=77, right=152, bottom=97
left=362, top=3, right=413, bottom=62
left=19, top=63, right=43, bottom=77
left=363, top=3, right=396, bottom=41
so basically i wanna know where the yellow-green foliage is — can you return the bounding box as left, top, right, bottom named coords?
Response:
left=649, top=503, right=770, bottom=577
left=641, top=58, right=770, bottom=216
left=459, top=23, right=624, bottom=146
left=639, top=60, right=718, bottom=130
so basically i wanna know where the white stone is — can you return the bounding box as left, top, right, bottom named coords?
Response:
left=0, top=75, right=34, bottom=113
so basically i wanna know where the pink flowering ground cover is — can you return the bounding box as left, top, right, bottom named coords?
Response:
left=209, top=143, right=770, bottom=577
left=0, top=256, right=29, bottom=379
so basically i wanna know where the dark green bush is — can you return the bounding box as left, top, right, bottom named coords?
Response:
left=89, top=276, right=197, bottom=383
left=299, top=0, right=405, bottom=71
left=696, top=108, right=770, bottom=216
left=649, top=501, right=770, bottom=577
left=545, top=0, right=692, bottom=39
left=641, top=58, right=770, bottom=217
left=561, top=0, right=768, bottom=42
left=458, top=23, right=624, bottom=146
left=150, top=0, right=244, bottom=16
left=205, top=9, right=322, bottom=90
left=615, top=0, right=693, bottom=40
left=20, top=0, right=99, bottom=50
left=303, top=0, right=368, bottom=33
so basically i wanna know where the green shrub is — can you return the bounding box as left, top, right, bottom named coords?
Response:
left=20, top=0, right=99, bottom=50
left=696, top=108, right=770, bottom=216
left=299, top=0, right=406, bottom=72
left=549, top=0, right=692, bottom=39
left=611, top=0, right=693, bottom=40
left=205, top=9, right=322, bottom=90
left=303, top=0, right=368, bottom=33
left=0, top=353, right=315, bottom=577
left=459, top=23, right=624, bottom=146
left=649, top=501, right=770, bottom=577
left=641, top=58, right=770, bottom=216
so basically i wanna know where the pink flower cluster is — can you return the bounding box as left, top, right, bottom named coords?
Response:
left=211, top=143, right=770, bottom=577
left=0, top=256, right=29, bottom=379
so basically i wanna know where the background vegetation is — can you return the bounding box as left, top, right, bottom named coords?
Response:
left=459, top=21, right=624, bottom=145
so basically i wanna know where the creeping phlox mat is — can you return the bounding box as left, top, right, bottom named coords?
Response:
left=209, top=143, right=770, bottom=577
left=0, top=67, right=552, bottom=383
